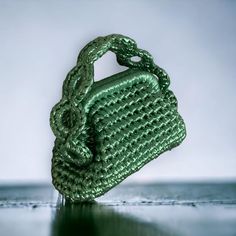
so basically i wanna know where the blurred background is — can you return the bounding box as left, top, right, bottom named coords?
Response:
left=0, top=0, right=235, bottom=184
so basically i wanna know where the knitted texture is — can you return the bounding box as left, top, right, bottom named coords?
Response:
left=50, top=34, right=186, bottom=202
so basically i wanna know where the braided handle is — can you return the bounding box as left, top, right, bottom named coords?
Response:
left=63, top=34, right=170, bottom=105
left=77, top=34, right=137, bottom=65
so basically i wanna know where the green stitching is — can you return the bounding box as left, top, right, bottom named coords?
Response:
left=50, top=34, right=186, bottom=202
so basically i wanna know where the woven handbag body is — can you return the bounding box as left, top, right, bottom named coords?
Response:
left=50, top=34, right=186, bottom=202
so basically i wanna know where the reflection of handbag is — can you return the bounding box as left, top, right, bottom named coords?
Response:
left=50, top=34, right=186, bottom=202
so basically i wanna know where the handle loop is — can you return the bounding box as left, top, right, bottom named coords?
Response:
left=63, top=34, right=170, bottom=105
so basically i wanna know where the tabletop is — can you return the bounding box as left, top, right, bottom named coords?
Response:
left=0, top=182, right=236, bottom=236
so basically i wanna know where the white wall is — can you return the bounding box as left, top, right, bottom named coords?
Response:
left=0, top=0, right=235, bottom=183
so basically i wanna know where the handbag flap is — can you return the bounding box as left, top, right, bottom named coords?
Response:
left=82, top=68, right=160, bottom=113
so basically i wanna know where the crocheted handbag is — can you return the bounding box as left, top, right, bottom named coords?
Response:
left=50, top=34, right=186, bottom=202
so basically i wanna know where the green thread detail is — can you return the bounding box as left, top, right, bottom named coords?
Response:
left=50, top=34, right=186, bottom=202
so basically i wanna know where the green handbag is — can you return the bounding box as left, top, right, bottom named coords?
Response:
left=50, top=34, right=186, bottom=202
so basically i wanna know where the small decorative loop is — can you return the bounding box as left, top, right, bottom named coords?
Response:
left=61, top=139, right=93, bottom=167
left=50, top=98, right=86, bottom=140
left=54, top=139, right=93, bottom=167
left=116, top=48, right=154, bottom=70
left=50, top=99, right=70, bottom=139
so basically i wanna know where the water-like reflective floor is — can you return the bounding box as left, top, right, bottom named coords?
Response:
left=0, top=182, right=236, bottom=236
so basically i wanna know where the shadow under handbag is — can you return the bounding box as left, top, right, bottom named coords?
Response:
left=50, top=34, right=186, bottom=202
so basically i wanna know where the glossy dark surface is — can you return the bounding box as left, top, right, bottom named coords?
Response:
left=0, top=182, right=236, bottom=236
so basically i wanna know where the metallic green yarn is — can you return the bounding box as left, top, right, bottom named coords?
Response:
left=50, top=34, right=186, bottom=202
